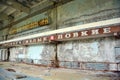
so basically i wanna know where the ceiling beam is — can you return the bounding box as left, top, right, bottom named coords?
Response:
left=31, top=0, right=53, bottom=13
left=0, top=0, right=30, bottom=13
left=8, top=0, right=31, bottom=13
left=0, top=13, right=8, bottom=20
left=0, top=20, right=3, bottom=27
left=0, top=0, right=73, bottom=30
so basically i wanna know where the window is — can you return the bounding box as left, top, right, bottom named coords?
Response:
left=115, top=47, right=120, bottom=62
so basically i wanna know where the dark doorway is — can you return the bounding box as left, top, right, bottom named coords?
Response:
left=7, top=48, right=10, bottom=61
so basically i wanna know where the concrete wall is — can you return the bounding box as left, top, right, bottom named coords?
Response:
left=57, top=37, right=120, bottom=62
left=0, top=0, right=120, bottom=39
left=9, top=44, right=55, bottom=64
left=57, top=0, right=120, bottom=28
left=0, top=0, right=120, bottom=70
left=0, top=49, right=8, bottom=61
left=57, top=37, right=120, bottom=70
left=9, top=46, right=26, bottom=61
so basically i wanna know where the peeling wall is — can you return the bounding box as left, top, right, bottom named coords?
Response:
left=3, top=35, right=120, bottom=70
left=9, top=44, right=55, bottom=64
left=57, top=37, right=120, bottom=62
left=0, top=49, right=7, bottom=61
left=0, top=0, right=120, bottom=70
left=10, top=46, right=27, bottom=61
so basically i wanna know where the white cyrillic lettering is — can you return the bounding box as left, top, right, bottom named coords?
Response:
left=73, top=32, right=79, bottom=38
left=103, top=28, right=111, bottom=33
left=91, top=29, right=99, bottom=35
left=29, top=39, right=32, bottom=43
left=57, top=34, right=63, bottom=39
left=65, top=33, right=71, bottom=38
left=81, top=31, right=88, bottom=36
left=33, top=39, right=36, bottom=42
left=37, top=38, right=42, bottom=42
left=43, top=37, right=47, bottom=41
left=18, top=41, right=21, bottom=44
left=26, top=40, right=28, bottom=43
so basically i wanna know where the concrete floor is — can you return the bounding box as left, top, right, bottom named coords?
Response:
left=0, top=62, right=120, bottom=80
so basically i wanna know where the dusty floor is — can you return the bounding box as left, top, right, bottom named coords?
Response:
left=0, top=62, right=120, bottom=80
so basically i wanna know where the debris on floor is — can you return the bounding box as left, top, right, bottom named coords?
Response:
left=6, top=68, right=16, bottom=72
left=0, top=68, right=43, bottom=80
left=0, top=62, right=120, bottom=80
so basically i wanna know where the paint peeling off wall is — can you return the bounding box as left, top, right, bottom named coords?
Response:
left=23, top=44, right=55, bottom=61
left=10, top=46, right=27, bottom=62
left=0, top=49, right=8, bottom=61
left=9, top=44, right=55, bottom=65
left=57, top=37, right=119, bottom=62
left=41, top=44, right=55, bottom=60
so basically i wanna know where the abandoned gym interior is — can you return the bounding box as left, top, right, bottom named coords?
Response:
left=0, top=0, right=120, bottom=80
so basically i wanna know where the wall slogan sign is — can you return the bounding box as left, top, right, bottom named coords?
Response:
left=4, top=25, right=120, bottom=46
left=54, top=26, right=120, bottom=40
left=9, top=18, right=50, bottom=34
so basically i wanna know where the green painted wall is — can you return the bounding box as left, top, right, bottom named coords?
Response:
left=0, top=0, right=120, bottom=40
left=57, top=0, right=120, bottom=28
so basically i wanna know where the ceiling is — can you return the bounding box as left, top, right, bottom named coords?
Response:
left=0, top=0, right=72, bottom=30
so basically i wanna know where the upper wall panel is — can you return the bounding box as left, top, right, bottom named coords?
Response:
left=57, top=0, right=120, bottom=28
left=7, top=12, right=51, bottom=38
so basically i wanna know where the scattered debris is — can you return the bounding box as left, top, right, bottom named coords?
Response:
left=6, top=68, right=16, bottom=72
left=15, top=74, right=27, bottom=79
left=0, top=68, right=43, bottom=80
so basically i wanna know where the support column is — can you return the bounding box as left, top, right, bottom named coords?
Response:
left=1, top=50, right=3, bottom=61
left=4, top=49, right=7, bottom=61
left=0, top=50, right=1, bottom=61
left=52, top=3, right=59, bottom=68
left=54, top=43, right=59, bottom=67
left=2, top=50, right=5, bottom=61
left=4, top=49, right=6, bottom=61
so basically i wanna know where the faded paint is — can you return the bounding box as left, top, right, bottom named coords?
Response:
left=57, top=37, right=119, bottom=62
left=27, top=45, right=43, bottom=60
left=0, top=49, right=7, bottom=61
left=0, top=0, right=120, bottom=71
left=57, top=0, right=120, bottom=28
left=9, top=46, right=27, bottom=61
left=41, top=44, right=55, bottom=60
left=0, top=0, right=120, bottom=40
left=9, top=44, right=55, bottom=64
